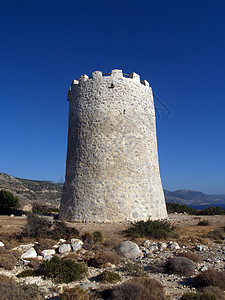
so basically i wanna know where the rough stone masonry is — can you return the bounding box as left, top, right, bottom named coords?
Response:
left=59, top=69, right=167, bottom=222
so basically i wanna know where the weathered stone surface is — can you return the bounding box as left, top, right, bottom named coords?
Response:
left=71, top=239, right=83, bottom=252
left=18, top=243, right=35, bottom=251
left=41, top=249, right=55, bottom=258
left=21, top=247, right=37, bottom=259
left=58, top=244, right=71, bottom=253
left=43, top=255, right=53, bottom=261
left=59, top=69, right=167, bottom=222
left=168, top=242, right=180, bottom=250
left=119, top=240, right=143, bottom=259
left=79, top=281, right=97, bottom=290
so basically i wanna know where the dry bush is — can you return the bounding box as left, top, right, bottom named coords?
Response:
left=0, top=254, right=17, bottom=270
left=10, top=250, right=21, bottom=260
left=203, top=286, right=225, bottom=300
left=124, top=261, right=147, bottom=277
left=96, top=270, right=121, bottom=283
left=62, top=252, right=79, bottom=261
left=194, top=269, right=225, bottom=290
left=34, top=238, right=56, bottom=255
left=0, top=275, right=44, bottom=300
left=61, top=286, right=89, bottom=300
left=166, top=257, right=195, bottom=276
left=180, top=291, right=216, bottom=299
left=102, top=277, right=167, bottom=300
left=82, top=232, right=93, bottom=242
left=28, top=258, right=42, bottom=269
left=88, top=251, right=120, bottom=268
left=177, top=252, right=201, bottom=263
left=0, top=247, right=8, bottom=254
left=207, top=228, right=225, bottom=241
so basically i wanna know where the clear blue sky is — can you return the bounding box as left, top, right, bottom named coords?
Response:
left=0, top=0, right=224, bottom=194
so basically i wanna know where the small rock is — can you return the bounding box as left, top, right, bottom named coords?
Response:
left=79, top=281, right=97, bottom=290
left=43, top=255, right=53, bottom=261
left=158, top=242, right=167, bottom=250
left=143, top=240, right=151, bottom=248
left=168, top=242, right=180, bottom=250
left=148, top=244, right=158, bottom=252
left=71, top=239, right=83, bottom=252
left=21, top=247, right=37, bottom=259
left=58, top=244, right=71, bottom=253
left=41, top=249, right=55, bottom=257
left=0, top=241, right=5, bottom=247
left=195, top=245, right=207, bottom=252
left=119, top=240, right=143, bottom=260
left=59, top=239, right=67, bottom=243
left=10, top=214, right=14, bottom=217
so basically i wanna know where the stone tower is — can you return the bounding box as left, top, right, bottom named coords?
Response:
left=59, top=69, right=167, bottom=222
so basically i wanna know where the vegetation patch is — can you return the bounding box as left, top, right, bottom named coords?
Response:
left=17, top=269, right=37, bottom=278
left=177, top=252, right=201, bottom=263
left=206, top=228, right=225, bottom=240
left=0, top=254, right=17, bottom=270
left=180, top=292, right=216, bottom=300
left=37, top=256, right=87, bottom=283
left=93, top=231, right=103, bottom=243
left=102, top=277, right=167, bottom=300
left=61, top=286, right=89, bottom=300
left=20, top=213, right=79, bottom=240
left=124, top=261, right=147, bottom=277
left=197, top=219, right=210, bottom=226
left=88, top=251, right=120, bottom=268
left=0, top=189, right=20, bottom=214
left=166, top=202, right=195, bottom=214
left=125, top=219, right=178, bottom=239
left=97, top=270, right=121, bottom=283
left=166, top=257, right=195, bottom=276
left=194, top=269, right=225, bottom=290
left=0, top=275, right=44, bottom=300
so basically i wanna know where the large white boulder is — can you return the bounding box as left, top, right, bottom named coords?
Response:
left=21, top=247, right=37, bottom=259
left=119, top=240, right=143, bottom=260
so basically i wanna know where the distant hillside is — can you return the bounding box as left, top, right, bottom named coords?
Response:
left=164, top=189, right=225, bottom=205
left=0, top=173, right=62, bottom=208
left=0, top=173, right=225, bottom=209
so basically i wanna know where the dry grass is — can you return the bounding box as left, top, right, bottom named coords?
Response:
left=0, top=254, right=17, bottom=270
left=177, top=251, right=201, bottom=263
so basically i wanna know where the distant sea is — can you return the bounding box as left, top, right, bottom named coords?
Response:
left=189, top=203, right=225, bottom=210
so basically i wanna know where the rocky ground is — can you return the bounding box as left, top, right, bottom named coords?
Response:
left=0, top=214, right=224, bottom=299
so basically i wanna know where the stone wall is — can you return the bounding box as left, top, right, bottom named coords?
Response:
left=59, top=69, right=167, bottom=222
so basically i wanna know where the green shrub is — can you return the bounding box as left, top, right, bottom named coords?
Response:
left=93, top=231, right=103, bottom=243
left=17, top=269, right=37, bottom=278
left=194, top=269, right=225, bottom=290
left=102, top=277, right=167, bottom=300
left=197, top=220, right=210, bottom=226
left=196, top=207, right=225, bottom=215
left=21, top=213, right=79, bottom=240
left=32, top=203, right=59, bottom=214
left=180, top=292, right=216, bottom=300
left=0, top=275, right=44, bottom=300
left=37, top=256, right=88, bottom=283
left=88, top=251, right=120, bottom=268
left=61, top=286, right=89, bottom=300
left=166, top=257, right=195, bottom=276
left=124, top=261, right=147, bottom=277
left=0, top=190, right=20, bottom=213
left=125, top=219, right=178, bottom=239
left=166, top=202, right=196, bottom=214
left=97, top=270, right=121, bottom=283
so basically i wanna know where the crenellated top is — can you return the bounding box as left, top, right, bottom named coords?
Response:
left=72, top=69, right=149, bottom=86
